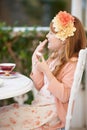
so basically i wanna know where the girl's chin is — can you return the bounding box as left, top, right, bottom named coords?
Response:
left=48, top=45, right=52, bottom=50
left=48, top=46, right=55, bottom=51
left=48, top=47, right=52, bottom=51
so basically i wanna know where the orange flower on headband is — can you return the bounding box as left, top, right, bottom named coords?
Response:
left=52, top=11, right=76, bottom=41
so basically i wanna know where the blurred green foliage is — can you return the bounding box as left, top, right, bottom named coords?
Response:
left=0, top=23, right=48, bottom=106
left=0, top=23, right=48, bottom=75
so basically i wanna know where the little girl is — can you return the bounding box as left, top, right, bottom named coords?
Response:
left=0, top=11, right=86, bottom=130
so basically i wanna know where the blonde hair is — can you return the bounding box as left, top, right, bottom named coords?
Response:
left=49, top=16, right=87, bottom=76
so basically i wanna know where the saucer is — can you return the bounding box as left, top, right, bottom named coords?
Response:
left=0, top=72, right=18, bottom=79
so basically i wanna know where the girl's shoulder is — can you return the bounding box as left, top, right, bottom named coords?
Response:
left=60, top=57, right=78, bottom=75
left=57, top=57, right=78, bottom=80
left=64, top=57, right=78, bottom=69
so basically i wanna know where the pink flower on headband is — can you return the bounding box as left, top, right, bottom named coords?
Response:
left=52, top=11, right=76, bottom=41
left=58, top=11, right=74, bottom=26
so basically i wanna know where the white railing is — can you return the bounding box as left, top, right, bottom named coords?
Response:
left=2, top=26, right=49, bottom=32
left=2, top=26, right=87, bottom=32
left=13, top=27, right=49, bottom=32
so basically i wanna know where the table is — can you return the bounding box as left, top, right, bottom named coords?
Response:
left=0, top=73, right=33, bottom=100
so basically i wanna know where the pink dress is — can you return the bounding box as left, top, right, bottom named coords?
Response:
left=0, top=60, right=60, bottom=130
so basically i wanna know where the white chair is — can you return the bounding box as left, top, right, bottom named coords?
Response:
left=32, top=48, right=87, bottom=130
left=65, top=48, right=87, bottom=130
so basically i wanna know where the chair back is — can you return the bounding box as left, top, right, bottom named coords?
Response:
left=65, top=48, right=87, bottom=130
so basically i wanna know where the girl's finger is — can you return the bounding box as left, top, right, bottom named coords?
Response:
left=40, top=55, right=45, bottom=62
left=36, top=52, right=42, bottom=57
left=39, top=39, right=48, bottom=47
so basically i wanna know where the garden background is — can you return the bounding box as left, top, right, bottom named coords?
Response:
left=0, top=0, right=71, bottom=106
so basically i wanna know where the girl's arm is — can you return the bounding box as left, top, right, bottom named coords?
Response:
left=30, top=39, right=47, bottom=90
left=30, top=69, right=44, bottom=90
left=47, top=61, right=77, bottom=103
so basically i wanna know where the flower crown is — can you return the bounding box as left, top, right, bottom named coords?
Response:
left=52, top=11, right=76, bottom=41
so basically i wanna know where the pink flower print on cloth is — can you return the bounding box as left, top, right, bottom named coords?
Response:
left=0, top=103, right=57, bottom=130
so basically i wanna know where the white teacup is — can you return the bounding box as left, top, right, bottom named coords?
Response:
left=0, top=63, right=16, bottom=76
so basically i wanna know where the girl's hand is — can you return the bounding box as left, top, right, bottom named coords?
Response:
left=32, top=39, right=47, bottom=69
left=35, top=54, right=49, bottom=74
left=35, top=55, right=54, bottom=82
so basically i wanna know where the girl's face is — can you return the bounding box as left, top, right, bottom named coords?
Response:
left=46, top=31, right=64, bottom=51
